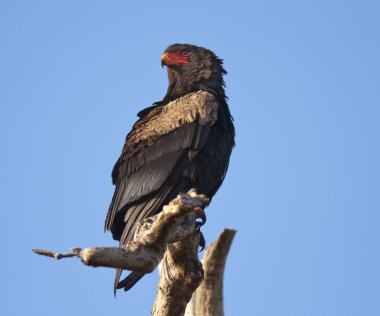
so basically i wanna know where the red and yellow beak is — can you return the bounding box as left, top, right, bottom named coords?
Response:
left=161, top=53, right=173, bottom=67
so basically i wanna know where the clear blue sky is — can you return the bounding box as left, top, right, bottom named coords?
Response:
left=1, top=1, right=379, bottom=315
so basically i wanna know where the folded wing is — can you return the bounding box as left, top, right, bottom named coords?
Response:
left=105, top=91, right=219, bottom=244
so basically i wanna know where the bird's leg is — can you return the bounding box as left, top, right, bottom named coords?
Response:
left=194, top=206, right=207, bottom=251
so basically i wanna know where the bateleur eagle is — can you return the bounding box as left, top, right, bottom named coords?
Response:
left=105, top=43, right=235, bottom=293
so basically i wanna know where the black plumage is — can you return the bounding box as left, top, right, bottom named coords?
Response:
left=105, top=44, right=235, bottom=293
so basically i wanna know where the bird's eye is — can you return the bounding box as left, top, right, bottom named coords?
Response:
left=181, top=50, right=189, bottom=56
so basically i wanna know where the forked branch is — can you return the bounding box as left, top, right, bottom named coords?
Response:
left=33, top=190, right=236, bottom=316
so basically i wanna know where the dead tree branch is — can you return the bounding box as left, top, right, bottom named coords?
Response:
left=152, top=232, right=204, bottom=315
left=33, top=190, right=236, bottom=316
left=33, top=189, right=208, bottom=273
left=185, top=228, right=236, bottom=316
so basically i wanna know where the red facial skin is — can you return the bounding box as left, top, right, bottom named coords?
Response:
left=161, top=50, right=189, bottom=66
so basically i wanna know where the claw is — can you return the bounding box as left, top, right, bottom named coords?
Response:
left=194, top=206, right=206, bottom=227
left=194, top=206, right=206, bottom=251
left=198, top=231, right=206, bottom=252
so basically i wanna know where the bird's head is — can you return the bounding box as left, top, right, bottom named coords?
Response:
left=160, top=44, right=227, bottom=102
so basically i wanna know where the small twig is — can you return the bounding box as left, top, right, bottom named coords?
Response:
left=32, top=248, right=81, bottom=260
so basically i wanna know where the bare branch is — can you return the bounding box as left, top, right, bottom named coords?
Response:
left=33, top=190, right=208, bottom=273
left=33, top=190, right=236, bottom=316
left=152, top=232, right=204, bottom=316
left=32, top=248, right=81, bottom=259
left=185, top=228, right=236, bottom=316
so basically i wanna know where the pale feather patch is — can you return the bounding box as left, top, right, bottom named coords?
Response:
left=126, top=91, right=219, bottom=156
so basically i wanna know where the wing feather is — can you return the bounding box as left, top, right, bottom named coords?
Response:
left=105, top=91, right=219, bottom=238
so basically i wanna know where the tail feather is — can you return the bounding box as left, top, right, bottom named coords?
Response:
left=117, top=272, right=146, bottom=292
left=113, top=268, right=123, bottom=297
left=110, top=156, right=189, bottom=295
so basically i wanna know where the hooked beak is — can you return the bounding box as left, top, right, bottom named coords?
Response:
left=160, top=53, right=172, bottom=68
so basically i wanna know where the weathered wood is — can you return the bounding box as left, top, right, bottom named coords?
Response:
left=33, top=190, right=208, bottom=273
left=152, top=232, right=204, bottom=316
left=33, top=190, right=236, bottom=316
left=185, top=229, right=236, bottom=316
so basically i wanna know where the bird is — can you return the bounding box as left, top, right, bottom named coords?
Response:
left=104, top=43, right=235, bottom=294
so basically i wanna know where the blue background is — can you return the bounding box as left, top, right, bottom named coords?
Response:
left=1, top=1, right=379, bottom=315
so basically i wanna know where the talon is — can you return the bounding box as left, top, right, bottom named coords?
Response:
left=198, top=231, right=206, bottom=252
left=194, top=206, right=206, bottom=227
left=194, top=206, right=206, bottom=251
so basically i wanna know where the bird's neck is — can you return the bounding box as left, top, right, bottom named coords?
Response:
left=162, top=68, right=225, bottom=103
